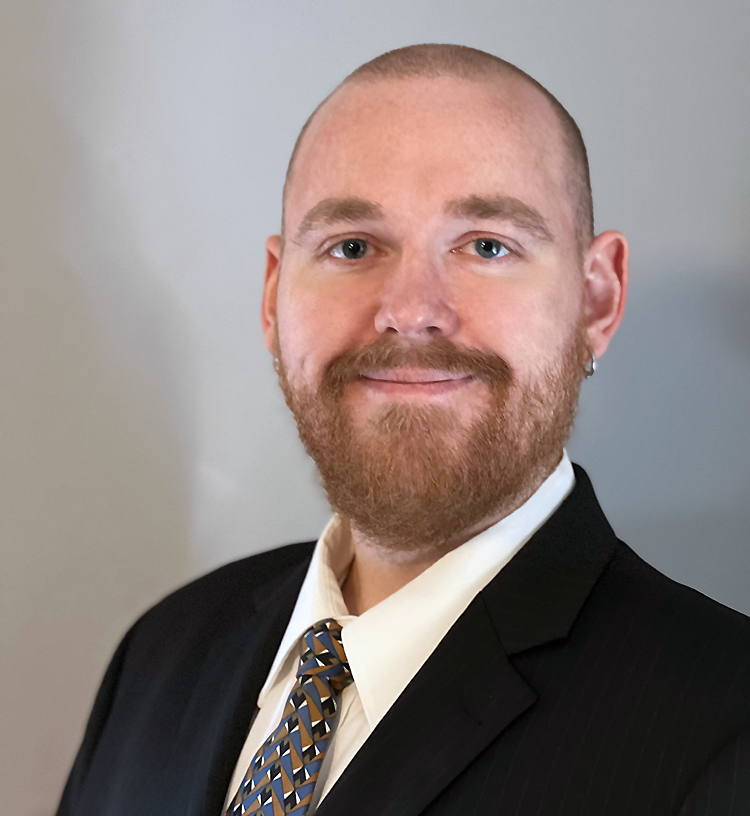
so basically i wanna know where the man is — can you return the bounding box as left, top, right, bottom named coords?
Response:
left=57, top=44, right=750, bottom=816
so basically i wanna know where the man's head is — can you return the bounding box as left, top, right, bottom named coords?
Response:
left=261, top=44, right=628, bottom=558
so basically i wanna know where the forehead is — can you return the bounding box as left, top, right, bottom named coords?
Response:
left=285, top=75, right=569, bottom=234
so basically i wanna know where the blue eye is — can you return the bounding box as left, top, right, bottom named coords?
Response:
left=473, top=239, right=510, bottom=259
left=330, top=239, right=370, bottom=260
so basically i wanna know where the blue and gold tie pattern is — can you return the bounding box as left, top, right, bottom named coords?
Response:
left=228, top=619, right=353, bottom=815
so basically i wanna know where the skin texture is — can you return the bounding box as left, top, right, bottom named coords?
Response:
left=261, top=74, right=628, bottom=615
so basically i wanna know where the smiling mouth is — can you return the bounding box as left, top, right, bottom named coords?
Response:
left=362, top=368, right=473, bottom=384
left=358, top=369, right=475, bottom=396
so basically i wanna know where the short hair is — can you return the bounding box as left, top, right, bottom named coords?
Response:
left=281, top=44, right=594, bottom=259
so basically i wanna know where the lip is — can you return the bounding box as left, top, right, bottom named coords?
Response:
left=359, top=371, right=475, bottom=396
left=363, top=368, right=472, bottom=384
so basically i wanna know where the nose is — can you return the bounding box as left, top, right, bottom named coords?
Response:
left=373, top=251, right=460, bottom=340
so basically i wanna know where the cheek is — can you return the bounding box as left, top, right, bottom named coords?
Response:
left=458, top=282, right=536, bottom=355
left=277, top=292, right=361, bottom=386
left=277, top=301, right=324, bottom=381
left=463, top=280, right=580, bottom=373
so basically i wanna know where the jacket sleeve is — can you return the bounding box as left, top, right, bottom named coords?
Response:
left=55, top=622, right=138, bottom=816
left=678, top=726, right=750, bottom=816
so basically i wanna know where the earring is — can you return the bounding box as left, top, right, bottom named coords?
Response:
left=584, top=350, right=597, bottom=378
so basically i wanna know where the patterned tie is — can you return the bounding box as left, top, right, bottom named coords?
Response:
left=227, top=618, right=353, bottom=816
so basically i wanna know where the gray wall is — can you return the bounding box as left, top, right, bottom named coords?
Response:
left=1, top=1, right=748, bottom=813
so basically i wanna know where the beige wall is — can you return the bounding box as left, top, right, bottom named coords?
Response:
left=1, top=1, right=748, bottom=813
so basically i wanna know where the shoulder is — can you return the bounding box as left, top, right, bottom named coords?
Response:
left=163, top=538, right=317, bottom=604
left=609, top=539, right=750, bottom=632
left=594, top=538, right=750, bottom=673
left=131, top=539, right=316, bottom=644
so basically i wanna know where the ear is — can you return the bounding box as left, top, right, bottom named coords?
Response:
left=261, top=235, right=282, bottom=354
left=582, top=230, right=629, bottom=358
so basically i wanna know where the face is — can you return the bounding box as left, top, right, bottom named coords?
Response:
left=263, top=75, right=599, bottom=556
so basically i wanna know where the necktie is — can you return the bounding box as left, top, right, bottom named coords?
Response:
left=227, top=618, right=353, bottom=816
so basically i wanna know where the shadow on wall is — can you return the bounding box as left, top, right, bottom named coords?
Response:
left=0, top=15, right=194, bottom=816
left=570, top=265, right=750, bottom=617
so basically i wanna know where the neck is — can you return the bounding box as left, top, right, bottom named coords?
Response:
left=341, top=457, right=559, bottom=615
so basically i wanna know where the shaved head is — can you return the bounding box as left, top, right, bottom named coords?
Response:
left=281, top=43, right=594, bottom=258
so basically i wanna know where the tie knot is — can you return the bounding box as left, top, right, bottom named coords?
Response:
left=297, top=618, right=353, bottom=694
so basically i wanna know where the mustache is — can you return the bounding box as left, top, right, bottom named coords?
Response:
left=323, top=336, right=514, bottom=394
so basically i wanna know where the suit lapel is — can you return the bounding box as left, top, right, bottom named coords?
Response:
left=483, top=464, right=618, bottom=656
left=317, top=464, right=618, bottom=816
left=316, top=592, right=536, bottom=816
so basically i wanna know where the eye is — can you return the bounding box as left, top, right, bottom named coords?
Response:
left=329, top=238, right=371, bottom=260
left=469, top=238, right=511, bottom=259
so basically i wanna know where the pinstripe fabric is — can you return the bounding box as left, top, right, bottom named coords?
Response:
left=56, top=465, right=750, bottom=816
left=315, top=539, right=750, bottom=816
left=679, top=729, right=750, bottom=815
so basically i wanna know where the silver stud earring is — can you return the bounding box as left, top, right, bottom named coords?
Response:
left=584, top=351, right=597, bottom=378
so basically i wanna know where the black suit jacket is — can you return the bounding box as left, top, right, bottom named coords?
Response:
left=57, top=465, right=750, bottom=816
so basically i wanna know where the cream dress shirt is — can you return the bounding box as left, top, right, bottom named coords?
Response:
left=225, top=451, right=575, bottom=813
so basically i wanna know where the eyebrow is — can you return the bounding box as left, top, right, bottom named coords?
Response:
left=292, top=193, right=554, bottom=245
left=445, top=195, right=554, bottom=243
left=293, top=198, right=384, bottom=244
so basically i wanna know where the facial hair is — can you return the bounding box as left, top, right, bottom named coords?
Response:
left=273, top=320, right=589, bottom=557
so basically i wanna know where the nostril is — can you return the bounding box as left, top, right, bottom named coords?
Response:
left=373, top=296, right=460, bottom=338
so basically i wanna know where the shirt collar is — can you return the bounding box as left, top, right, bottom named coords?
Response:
left=257, top=450, right=575, bottom=723
left=256, top=513, right=356, bottom=707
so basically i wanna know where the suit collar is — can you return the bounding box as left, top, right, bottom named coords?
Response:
left=482, top=463, right=618, bottom=655
left=317, top=463, right=618, bottom=816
